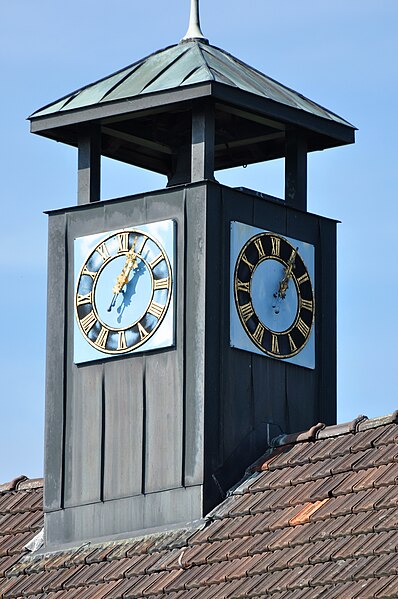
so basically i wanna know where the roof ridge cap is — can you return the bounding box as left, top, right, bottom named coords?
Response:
left=0, top=476, right=44, bottom=493
left=195, top=42, right=216, bottom=82
left=272, top=422, right=326, bottom=447
left=356, top=409, right=398, bottom=432
left=0, top=475, right=28, bottom=493
left=18, top=477, right=44, bottom=491
left=269, top=410, right=398, bottom=447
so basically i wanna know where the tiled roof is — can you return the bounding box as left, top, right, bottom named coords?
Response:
left=1, top=412, right=397, bottom=598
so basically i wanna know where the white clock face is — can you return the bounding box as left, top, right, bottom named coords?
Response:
left=230, top=221, right=315, bottom=369
left=74, top=219, right=175, bottom=364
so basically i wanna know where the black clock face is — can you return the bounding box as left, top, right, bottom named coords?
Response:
left=234, top=232, right=314, bottom=359
left=75, top=228, right=172, bottom=355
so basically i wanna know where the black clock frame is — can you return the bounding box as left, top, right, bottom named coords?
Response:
left=234, top=232, right=315, bottom=359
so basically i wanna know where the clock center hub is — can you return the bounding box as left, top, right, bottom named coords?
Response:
left=94, top=255, right=153, bottom=329
left=251, top=259, right=298, bottom=333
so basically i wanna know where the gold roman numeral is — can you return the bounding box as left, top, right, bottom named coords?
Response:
left=137, top=322, right=148, bottom=340
left=288, top=334, right=297, bottom=353
left=271, top=334, right=280, bottom=354
left=154, top=277, right=169, bottom=290
left=76, top=292, right=92, bottom=306
left=254, top=238, right=265, bottom=259
left=301, top=298, right=313, bottom=311
left=271, top=236, right=280, bottom=257
left=297, top=272, right=309, bottom=285
left=97, top=242, right=110, bottom=262
left=136, top=236, right=147, bottom=254
left=253, top=323, right=265, bottom=345
left=296, top=318, right=310, bottom=337
left=147, top=301, right=164, bottom=319
left=117, top=232, right=129, bottom=253
left=149, top=253, right=164, bottom=269
left=118, top=330, right=127, bottom=351
left=241, top=253, right=254, bottom=271
left=236, top=279, right=250, bottom=292
left=95, top=327, right=109, bottom=349
left=82, top=266, right=97, bottom=280
left=80, top=311, right=96, bottom=334
left=240, top=302, right=254, bottom=322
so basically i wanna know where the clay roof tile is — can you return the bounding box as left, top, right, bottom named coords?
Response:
left=1, top=415, right=397, bottom=598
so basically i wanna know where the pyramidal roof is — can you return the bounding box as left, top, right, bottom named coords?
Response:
left=31, top=40, right=351, bottom=127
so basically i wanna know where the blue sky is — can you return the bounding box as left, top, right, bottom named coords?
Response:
left=1, top=0, right=397, bottom=482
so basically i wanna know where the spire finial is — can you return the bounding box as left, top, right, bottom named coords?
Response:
left=181, top=0, right=208, bottom=43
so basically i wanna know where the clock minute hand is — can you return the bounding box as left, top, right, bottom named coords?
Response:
left=107, top=237, right=138, bottom=312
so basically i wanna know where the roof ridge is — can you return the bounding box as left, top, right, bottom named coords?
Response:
left=0, top=476, right=43, bottom=493
left=194, top=42, right=216, bottom=82
left=273, top=410, right=398, bottom=449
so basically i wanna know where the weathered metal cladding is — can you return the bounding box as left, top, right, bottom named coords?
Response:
left=30, top=41, right=355, bottom=179
left=202, top=184, right=337, bottom=509
left=45, top=187, right=194, bottom=547
left=30, top=41, right=352, bottom=128
left=44, top=182, right=336, bottom=547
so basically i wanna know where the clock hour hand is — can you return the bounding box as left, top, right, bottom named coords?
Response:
left=107, top=237, right=138, bottom=312
left=272, top=247, right=298, bottom=314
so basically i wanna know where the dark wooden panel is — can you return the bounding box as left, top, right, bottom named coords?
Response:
left=144, top=190, right=185, bottom=493
left=44, top=213, right=67, bottom=512
left=285, top=363, right=317, bottom=433
left=184, top=185, right=207, bottom=487
left=63, top=363, right=103, bottom=507
left=63, top=206, right=106, bottom=509
left=285, top=209, right=320, bottom=432
left=318, top=218, right=337, bottom=425
left=219, top=187, right=254, bottom=465
left=252, top=193, right=287, bottom=235
left=252, top=354, right=287, bottom=435
left=103, top=359, right=144, bottom=500
left=145, top=349, right=183, bottom=493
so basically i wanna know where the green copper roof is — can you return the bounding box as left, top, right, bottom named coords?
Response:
left=30, top=41, right=351, bottom=127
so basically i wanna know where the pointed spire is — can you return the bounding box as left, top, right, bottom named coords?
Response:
left=181, top=0, right=208, bottom=43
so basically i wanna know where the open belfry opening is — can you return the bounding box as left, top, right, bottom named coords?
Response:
left=27, top=0, right=358, bottom=548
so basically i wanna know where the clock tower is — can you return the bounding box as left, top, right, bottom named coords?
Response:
left=31, top=1, right=355, bottom=548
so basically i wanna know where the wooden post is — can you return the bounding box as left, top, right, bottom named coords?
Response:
left=191, top=101, right=215, bottom=182
left=78, top=126, right=101, bottom=204
left=285, top=130, right=307, bottom=211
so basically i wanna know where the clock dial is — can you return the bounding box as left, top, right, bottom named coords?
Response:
left=233, top=231, right=314, bottom=360
left=75, top=228, right=172, bottom=356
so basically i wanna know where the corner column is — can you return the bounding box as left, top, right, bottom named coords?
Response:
left=78, top=126, right=101, bottom=204
left=191, top=101, right=215, bottom=182
left=285, top=130, right=307, bottom=211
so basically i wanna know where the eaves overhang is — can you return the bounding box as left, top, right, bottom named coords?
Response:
left=29, top=41, right=356, bottom=174
left=30, top=81, right=355, bottom=176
